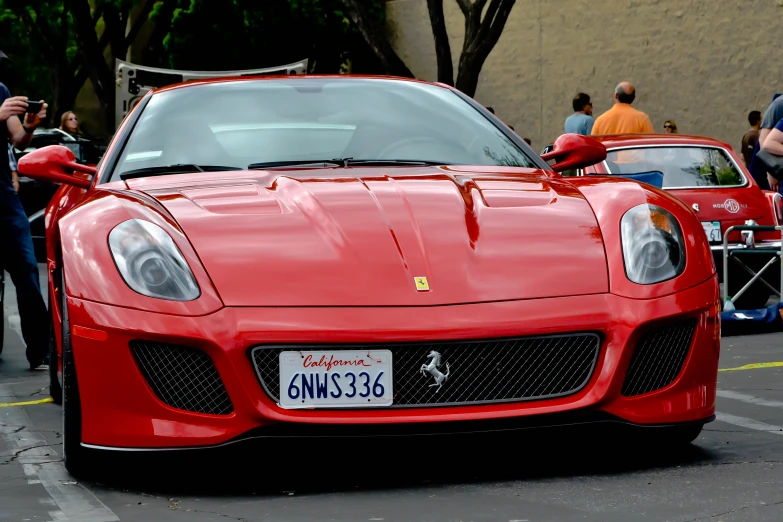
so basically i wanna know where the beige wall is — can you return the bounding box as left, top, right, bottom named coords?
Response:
left=387, top=0, right=783, bottom=151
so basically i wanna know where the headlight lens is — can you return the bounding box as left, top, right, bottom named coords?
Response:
left=620, top=204, right=686, bottom=284
left=108, top=219, right=200, bottom=301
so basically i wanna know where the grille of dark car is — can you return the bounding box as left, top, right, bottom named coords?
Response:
left=130, top=341, right=233, bottom=415
left=251, top=333, right=601, bottom=408
left=621, top=319, right=697, bottom=397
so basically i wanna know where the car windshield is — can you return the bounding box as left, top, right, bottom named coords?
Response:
left=604, top=146, right=745, bottom=188
left=111, top=78, right=535, bottom=181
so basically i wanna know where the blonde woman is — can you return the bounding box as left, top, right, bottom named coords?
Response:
left=663, top=120, right=678, bottom=134
left=59, top=111, right=82, bottom=135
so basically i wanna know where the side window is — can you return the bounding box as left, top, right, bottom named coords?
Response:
left=709, top=149, right=743, bottom=186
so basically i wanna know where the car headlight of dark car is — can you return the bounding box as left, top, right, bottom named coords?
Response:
left=108, top=219, right=200, bottom=301
left=620, top=203, right=686, bottom=285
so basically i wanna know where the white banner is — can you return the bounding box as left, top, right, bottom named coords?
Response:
left=115, top=58, right=309, bottom=130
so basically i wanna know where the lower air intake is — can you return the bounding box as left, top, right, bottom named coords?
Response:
left=130, top=341, right=233, bottom=415
left=251, top=333, right=601, bottom=408
left=621, top=319, right=697, bottom=397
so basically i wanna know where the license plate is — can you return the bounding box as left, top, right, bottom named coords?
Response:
left=278, top=350, right=393, bottom=409
left=702, top=221, right=721, bottom=243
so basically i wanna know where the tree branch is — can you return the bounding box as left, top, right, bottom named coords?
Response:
left=454, top=0, right=517, bottom=97
left=91, top=3, right=104, bottom=26
left=426, top=0, right=454, bottom=85
left=68, top=0, right=114, bottom=102
left=337, top=0, right=414, bottom=78
left=455, top=0, right=471, bottom=16
left=124, top=0, right=154, bottom=50
left=101, top=2, right=126, bottom=61
left=475, top=0, right=502, bottom=46
left=477, top=0, right=516, bottom=57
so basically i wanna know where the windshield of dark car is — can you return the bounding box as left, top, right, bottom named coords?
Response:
left=604, top=146, right=745, bottom=188
left=111, top=78, right=535, bottom=180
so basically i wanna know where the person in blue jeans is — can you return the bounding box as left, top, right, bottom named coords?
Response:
left=0, top=81, right=50, bottom=369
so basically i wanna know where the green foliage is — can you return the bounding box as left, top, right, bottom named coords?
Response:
left=0, top=3, right=77, bottom=101
left=0, top=0, right=385, bottom=133
left=160, top=0, right=385, bottom=73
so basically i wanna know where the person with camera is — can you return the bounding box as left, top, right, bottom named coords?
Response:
left=0, top=82, right=50, bottom=370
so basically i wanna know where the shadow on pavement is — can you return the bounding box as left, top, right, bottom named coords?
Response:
left=87, top=426, right=718, bottom=497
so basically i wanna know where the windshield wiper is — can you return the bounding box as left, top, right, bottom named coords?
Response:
left=247, top=160, right=342, bottom=170
left=119, top=164, right=242, bottom=180
left=247, top=158, right=451, bottom=170
left=341, top=159, right=450, bottom=167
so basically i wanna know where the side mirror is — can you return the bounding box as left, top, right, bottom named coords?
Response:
left=18, top=145, right=96, bottom=189
left=540, top=134, right=606, bottom=173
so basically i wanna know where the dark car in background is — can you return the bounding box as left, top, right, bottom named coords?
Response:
left=13, top=128, right=106, bottom=261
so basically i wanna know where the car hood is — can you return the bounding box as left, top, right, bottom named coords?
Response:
left=128, top=166, right=609, bottom=306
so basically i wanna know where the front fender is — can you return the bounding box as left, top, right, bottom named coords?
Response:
left=565, top=177, right=716, bottom=300
left=58, top=188, right=223, bottom=316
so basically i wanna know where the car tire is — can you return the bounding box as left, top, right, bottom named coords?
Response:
left=49, top=316, right=62, bottom=405
left=61, top=270, right=96, bottom=479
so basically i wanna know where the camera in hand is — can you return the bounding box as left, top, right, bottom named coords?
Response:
left=25, top=100, right=43, bottom=114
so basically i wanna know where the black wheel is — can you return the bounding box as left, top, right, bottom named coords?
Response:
left=49, top=270, right=63, bottom=405
left=49, top=316, right=62, bottom=405
left=61, top=270, right=96, bottom=478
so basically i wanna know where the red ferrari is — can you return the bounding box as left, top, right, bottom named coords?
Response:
left=18, top=76, right=720, bottom=478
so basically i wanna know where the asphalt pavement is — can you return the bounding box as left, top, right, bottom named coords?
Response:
left=2, top=268, right=783, bottom=522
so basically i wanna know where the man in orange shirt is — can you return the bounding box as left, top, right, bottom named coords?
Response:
left=591, top=82, right=654, bottom=135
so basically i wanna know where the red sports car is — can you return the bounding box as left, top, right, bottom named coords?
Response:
left=19, top=76, right=720, bottom=478
left=581, top=134, right=782, bottom=309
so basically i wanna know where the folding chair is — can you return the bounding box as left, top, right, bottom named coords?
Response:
left=722, top=224, right=783, bottom=309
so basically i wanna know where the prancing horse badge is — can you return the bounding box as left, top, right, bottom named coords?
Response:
left=414, top=276, right=429, bottom=291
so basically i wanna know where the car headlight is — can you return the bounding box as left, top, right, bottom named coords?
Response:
left=108, top=219, right=200, bottom=301
left=620, top=204, right=686, bottom=284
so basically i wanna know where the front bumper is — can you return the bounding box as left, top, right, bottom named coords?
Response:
left=68, top=275, right=720, bottom=449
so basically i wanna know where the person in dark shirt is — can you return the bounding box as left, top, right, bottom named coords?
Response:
left=741, top=110, right=761, bottom=166
left=0, top=80, right=50, bottom=369
left=749, top=94, right=783, bottom=191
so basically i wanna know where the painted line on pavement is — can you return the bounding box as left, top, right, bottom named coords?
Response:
left=718, top=362, right=783, bottom=372
left=716, top=412, right=783, bottom=435
left=717, top=390, right=783, bottom=409
left=0, top=384, right=119, bottom=522
left=0, top=397, right=54, bottom=408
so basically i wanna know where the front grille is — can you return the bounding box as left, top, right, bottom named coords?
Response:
left=621, top=319, right=697, bottom=397
left=251, top=333, right=600, bottom=408
left=130, top=341, right=233, bottom=415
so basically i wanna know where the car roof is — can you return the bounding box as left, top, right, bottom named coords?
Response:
left=150, top=74, right=452, bottom=95
left=590, top=134, right=733, bottom=151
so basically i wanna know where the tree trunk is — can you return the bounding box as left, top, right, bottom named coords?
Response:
left=453, top=0, right=516, bottom=98
left=426, top=0, right=453, bottom=85
left=69, top=0, right=118, bottom=133
left=336, top=0, right=415, bottom=78
left=455, top=52, right=484, bottom=97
